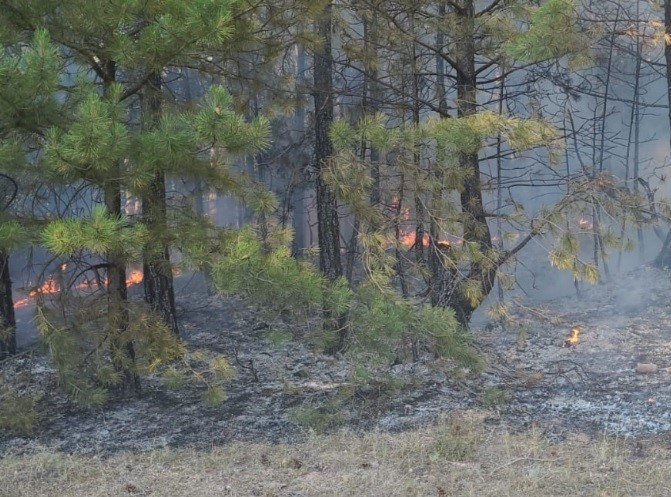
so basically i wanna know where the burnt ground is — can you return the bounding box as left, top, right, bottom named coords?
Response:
left=2, top=265, right=671, bottom=456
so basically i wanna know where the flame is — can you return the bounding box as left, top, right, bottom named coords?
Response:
left=13, top=277, right=61, bottom=309
left=13, top=269, right=144, bottom=309
left=29, top=277, right=60, bottom=297
left=126, top=270, right=143, bottom=285
left=397, top=229, right=462, bottom=248
left=400, top=230, right=430, bottom=247
left=13, top=297, right=31, bottom=309
left=563, top=326, right=581, bottom=347
left=578, top=218, right=593, bottom=230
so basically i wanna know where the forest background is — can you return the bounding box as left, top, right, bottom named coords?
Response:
left=1, top=0, right=671, bottom=415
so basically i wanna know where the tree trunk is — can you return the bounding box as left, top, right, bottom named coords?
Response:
left=143, top=170, right=179, bottom=335
left=656, top=0, right=671, bottom=267
left=314, top=1, right=346, bottom=351
left=0, top=250, right=16, bottom=359
left=142, top=72, right=179, bottom=336
left=292, top=44, right=308, bottom=258
left=654, top=229, right=671, bottom=269
left=432, top=0, right=496, bottom=326
left=103, top=61, right=139, bottom=393
left=105, top=183, right=139, bottom=393
left=367, top=16, right=381, bottom=229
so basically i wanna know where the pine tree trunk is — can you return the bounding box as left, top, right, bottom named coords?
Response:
left=142, top=72, right=179, bottom=336
left=105, top=183, right=140, bottom=393
left=291, top=185, right=307, bottom=257
left=143, top=171, right=179, bottom=335
left=0, top=250, right=16, bottom=359
left=656, top=1, right=671, bottom=267
left=292, top=45, right=308, bottom=258
left=432, top=1, right=496, bottom=326
left=314, top=1, right=346, bottom=352
left=654, top=229, right=671, bottom=269
left=103, top=61, right=139, bottom=393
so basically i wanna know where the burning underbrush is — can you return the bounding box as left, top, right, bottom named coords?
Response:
left=13, top=267, right=145, bottom=309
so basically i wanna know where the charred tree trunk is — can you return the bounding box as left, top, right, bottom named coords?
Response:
left=431, top=1, right=496, bottom=325
left=103, top=61, right=139, bottom=394
left=142, top=72, right=179, bottom=336
left=0, top=173, right=17, bottom=359
left=0, top=250, right=16, bottom=359
left=314, top=1, right=346, bottom=352
left=657, top=0, right=671, bottom=267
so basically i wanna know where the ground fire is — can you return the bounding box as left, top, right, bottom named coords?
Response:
left=563, top=326, right=581, bottom=347
left=13, top=269, right=145, bottom=309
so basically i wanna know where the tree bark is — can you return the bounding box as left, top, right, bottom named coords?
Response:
left=142, top=72, right=179, bottom=336
left=314, top=1, right=341, bottom=280
left=103, top=60, right=139, bottom=393
left=105, top=182, right=139, bottom=393
left=292, top=44, right=308, bottom=258
left=314, top=1, right=346, bottom=351
left=0, top=250, right=16, bottom=359
left=431, top=1, right=496, bottom=325
left=656, top=0, right=671, bottom=267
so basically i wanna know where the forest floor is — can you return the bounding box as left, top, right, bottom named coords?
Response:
left=3, top=265, right=671, bottom=495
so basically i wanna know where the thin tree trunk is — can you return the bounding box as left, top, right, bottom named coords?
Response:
left=428, top=2, right=451, bottom=307
left=105, top=182, right=139, bottom=393
left=434, top=0, right=495, bottom=325
left=657, top=0, right=671, bottom=267
left=314, top=1, right=345, bottom=352
left=292, top=44, right=308, bottom=258
left=394, top=174, right=409, bottom=298
left=0, top=250, right=16, bottom=359
left=410, top=13, right=426, bottom=269
left=142, top=72, right=179, bottom=336
left=103, top=60, right=139, bottom=394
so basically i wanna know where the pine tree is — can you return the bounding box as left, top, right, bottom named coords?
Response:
left=0, top=28, right=61, bottom=358
left=325, top=0, right=602, bottom=328
left=313, top=1, right=348, bottom=352
left=1, top=0, right=269, bottom=396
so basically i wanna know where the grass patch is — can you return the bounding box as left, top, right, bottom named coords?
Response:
left=287, top=400, right=346, bottom=433
left=3, top=420, right=671, bottom=496
left=430, top=415, right=483, bottom=462
left=264, top=329, right=293, bottom=346
left=0, top=387, right=40, bottom=433
left=481, top=386, right=510, bottom=408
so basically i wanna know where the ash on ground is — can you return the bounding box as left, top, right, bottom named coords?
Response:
left=2, top=265, right=671, bottom=455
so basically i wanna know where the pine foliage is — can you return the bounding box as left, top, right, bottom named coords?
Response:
left=208, top=227, right=478, bottom=367
left=504, top=0, right=591, bottom=64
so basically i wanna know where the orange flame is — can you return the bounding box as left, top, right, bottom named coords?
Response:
left=578, top=218, right=593, bottom=230
left=12, top=297, right=31, bottom=309
left=398, top=229, right=462, bottom=248
left=400, top=230, right=430, bottom=247
left=13, top=277, right=61, bottom=309
left=126, top=270, right=143, bottom=285
left=29, top=277, right=60, bottom=297
left=563, top=326, right=581, bottom=347
left=14, top=269, right=144, bottom=309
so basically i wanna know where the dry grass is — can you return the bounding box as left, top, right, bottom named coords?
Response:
left=3, top=412, right=671, bottom=497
